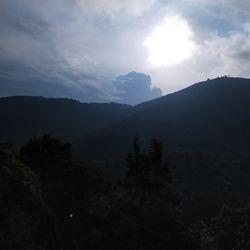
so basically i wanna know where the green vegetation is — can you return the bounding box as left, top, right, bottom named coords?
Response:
left=0, top=142, right=60, bottom=250
left=1, top=136, right=250, bottom=249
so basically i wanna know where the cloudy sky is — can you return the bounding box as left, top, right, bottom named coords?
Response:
left=1, top=0, right=250, bottom=103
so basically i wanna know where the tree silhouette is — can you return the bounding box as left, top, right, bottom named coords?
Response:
left=0, top=142, right=60, bottom=250
left=113, top=138, right=189, bottom=249
left=126, top=138, right=173, bottom=195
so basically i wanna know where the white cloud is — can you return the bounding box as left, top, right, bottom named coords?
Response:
left=203, top=31, right=250, bottom=76
left=216, top=0, right=250, bottom=10
left=145, top=24, right=250, bottom=94
left=76, top=0, right=156, bottom=16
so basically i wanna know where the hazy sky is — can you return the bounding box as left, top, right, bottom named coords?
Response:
left=1, top=0, right=250, bottom=101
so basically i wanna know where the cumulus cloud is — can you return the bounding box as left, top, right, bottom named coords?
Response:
left=112, top=71, right=162, bottom=105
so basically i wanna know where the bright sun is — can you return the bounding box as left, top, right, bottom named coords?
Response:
left=145, top=15, right=196, bottom=67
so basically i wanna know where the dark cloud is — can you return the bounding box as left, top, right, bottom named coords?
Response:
left=0, top=64, right=163, bottom=104
left=0, top=73, right=108, bottom=103
left=13, top=16, right=50, bottom=40
left=234, top=51, right=250, bottom=61
left=113, top=71, right=162, bottom=105
left=0, top=60, right=110, bottom=103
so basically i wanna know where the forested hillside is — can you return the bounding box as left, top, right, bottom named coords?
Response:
left=78, top=77, right=250, bottom=159
left=2, top=77, right=250, bottom=249
left=0, top=96, right=130, bottom=146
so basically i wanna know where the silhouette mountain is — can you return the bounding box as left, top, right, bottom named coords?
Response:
left=0, top=96, right=130, bottom=146
left=78, top=77, right=250, bottom=159
left=1, top=77, right=250, bottom=157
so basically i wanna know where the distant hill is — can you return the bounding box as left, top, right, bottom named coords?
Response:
left=0, top=96, right=131, bottom=146
left=2, top=77, right=250, bottom=157
left=77, top=77, right=250, bottom=159
left=0, top=70, right=162, bottom=105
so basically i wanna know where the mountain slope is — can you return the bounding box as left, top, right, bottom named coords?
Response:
left=0, top=96, right=131, bottom=146
left=78, top=77, right=250, bottom=159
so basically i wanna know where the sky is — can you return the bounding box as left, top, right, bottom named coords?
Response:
left=1, top=0, right=250, bottom=104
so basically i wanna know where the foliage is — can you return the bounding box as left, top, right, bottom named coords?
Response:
left=0, top=142, right=60, bottom=250
left=3, top=135, right=250, bottom=250
left=75, top=138, right=190, bottom=250
left=210, top=205, right=250, bottom=250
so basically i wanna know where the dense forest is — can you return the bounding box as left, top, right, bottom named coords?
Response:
left=1, top=77, right=250, bottom=249
left=1, top=135, right=250, bottom=250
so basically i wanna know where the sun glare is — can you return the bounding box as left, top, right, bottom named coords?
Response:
left=145, top=15, right=196, bottom=67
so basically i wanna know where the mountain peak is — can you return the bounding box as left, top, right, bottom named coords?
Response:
left=78, top=77, right=250, bottom=159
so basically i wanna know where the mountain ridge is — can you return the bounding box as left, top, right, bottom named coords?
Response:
left=1, top=77, right=250, bottom=158
left=77, top=77, right=250, bottom=159
left=0, top=95, right=131, bottom=146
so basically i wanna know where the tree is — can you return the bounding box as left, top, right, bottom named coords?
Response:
left=20, top=135, right=108, bottom=250
left=209, top=204, right=250, bottom=250
left=0, top=142, right=60, bottom=250
left=20, top=134, right=72, bottom=180
left=20, top=134, right=72, bottom=217
left=126, top=138, right=175, bottom=197
left=105, top=138, right=189, bottom=250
